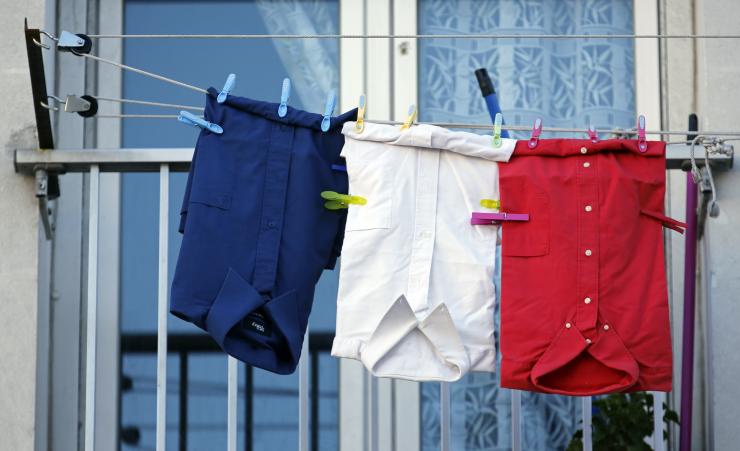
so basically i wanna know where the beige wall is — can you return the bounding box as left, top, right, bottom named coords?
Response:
left=662, top=0, right=740, bottom=449
left=694, top=0, right=740, bottom=449
left=0, top=2, right=44, bottom=451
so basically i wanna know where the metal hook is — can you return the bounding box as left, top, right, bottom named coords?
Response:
left=702, top=139, right=721, bottom=217
left=39, top=95, right=65, bottom=111
left=33, top=30, right=58, bottom=49
left=689, top=135, right=705, bottom=183
left=690, top=135, right=721, bottom=217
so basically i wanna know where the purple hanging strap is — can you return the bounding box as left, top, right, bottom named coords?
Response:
left=679, top=172, right=698, bottom=451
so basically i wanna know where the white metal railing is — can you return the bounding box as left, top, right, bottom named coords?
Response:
left=16, top=147, right=688, bottom=451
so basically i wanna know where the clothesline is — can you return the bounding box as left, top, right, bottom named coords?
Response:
left=89, top=113, right=740, bottom=138
left=86, top=33, right=740, bottom=40
left=39, top=31, right=740, bottom=138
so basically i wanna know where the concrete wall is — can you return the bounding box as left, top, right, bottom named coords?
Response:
left=0, top=2, right=45, bottom=450
left=694, top=1, right=740, bottom=449
left=662, top=0, right=740, bottom=449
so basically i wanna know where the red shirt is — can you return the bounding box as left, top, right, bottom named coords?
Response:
left=498, top=139, right=685, bottom=395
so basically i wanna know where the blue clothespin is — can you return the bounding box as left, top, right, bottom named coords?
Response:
left=217, top=74, right=236, bottom=104
left=177, top=111, right=223, bottom=134
left=278, top=78, right=291, bottom=118
left=321, top=89, right=337, bottom=132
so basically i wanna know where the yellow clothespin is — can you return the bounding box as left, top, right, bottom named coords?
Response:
left=321, top=191, right=367, bottom=210
left=400, top=104, right=417, bottom=130
left=493, top=113, right=503, bottom=148
left=480, top=199, right=500, bottom=210
left=354, top=94, right=366, bottom=133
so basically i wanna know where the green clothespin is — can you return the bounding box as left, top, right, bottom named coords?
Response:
left=493, top=113, right=503, bottom=148
left=321, top=191, right=367, bottom=210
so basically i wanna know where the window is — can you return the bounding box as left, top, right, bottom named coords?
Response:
left=119, top=1, right=340, bottom=449
left=417, top=1, right=635, bottom=449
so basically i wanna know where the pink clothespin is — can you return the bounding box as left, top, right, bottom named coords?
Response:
left=637, top=115, right=647, bottom=152
left=587, top=123, right=599, bottom=143
left=528, top=118, right=542, bottom=149
left=470, top=212, right=530, bottom=225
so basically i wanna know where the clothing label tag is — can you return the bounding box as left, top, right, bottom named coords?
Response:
left=245, top=312, right=270, bottom=336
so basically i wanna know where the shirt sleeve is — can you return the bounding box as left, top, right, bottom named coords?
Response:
left=178, top=141, right=200, bottom=234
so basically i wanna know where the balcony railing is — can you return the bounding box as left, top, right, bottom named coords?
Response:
left=16, top=144, right=725, bottom=451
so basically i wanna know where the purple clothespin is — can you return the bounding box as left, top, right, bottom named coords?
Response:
left=637, top=115, right=647, bottom=152
left=528, top=118, right=542, bottom=149
left=470, top=212, right=530, bottom=225
left=587, top=123, right=599, bottom=143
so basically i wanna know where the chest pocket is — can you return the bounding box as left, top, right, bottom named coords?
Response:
left=345, top=161, right=394, bottom=231
left=501, top=179, right=550, bottom=257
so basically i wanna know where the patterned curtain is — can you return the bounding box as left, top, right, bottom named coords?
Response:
left=255, top=0, right=339, bottom=112
left=419, top=1, right=634, bottom=450
left=419, top=0, right=635, bottom=138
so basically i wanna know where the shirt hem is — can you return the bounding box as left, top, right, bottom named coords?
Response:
left=332, top=336, right=496, bottom=381
left=500, top=357, right=672, bottom=395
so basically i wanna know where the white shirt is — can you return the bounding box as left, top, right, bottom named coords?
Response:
left=331, top=122, right=515, bottom=381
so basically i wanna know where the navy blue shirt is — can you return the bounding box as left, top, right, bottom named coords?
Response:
left=172, top=88, right=356, bottom=374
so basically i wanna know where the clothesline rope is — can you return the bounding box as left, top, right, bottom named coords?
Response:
left=95, top=96, right=204, bottom=111
left=90, top=114, right=740, bottom=137
left=73, top=51, right=208, bottom=94
left=86, top=33, right=740, bottom=40
left=49, top=40, right=740, bottom=138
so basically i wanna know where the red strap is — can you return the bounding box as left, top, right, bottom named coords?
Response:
left=640, top=209, right=688, bottom=234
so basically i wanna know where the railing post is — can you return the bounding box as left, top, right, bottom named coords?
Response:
left=156, top=164, right=169, bottom=451
left=366, top=372, right=378, bottom=451
left=582, top=396, right=593, bottom=451
left=299, top=330, right=310, bottom=451
left=653, top=391, right=665, bottom=451
left=440, top=382, right=451, bottom=451
left=83, top=165, right=100, bottom=451
left=511, top=390, right=521, bottom=451
left=227, top=357, right=238, bottom=451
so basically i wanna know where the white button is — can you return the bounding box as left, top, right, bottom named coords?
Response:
left=583, top=162, right=591, bottom=168
left=580, top=147, right=588, bottom=154
left=585, top=338, right=592, bottom=344
left=565, top=322, right=572, bottom=329
left=584, top=297, right=592, bottom=304
left=585, top=205, right=593, bottom=212
left=603, top=324, right=610, bottom=331
left=585, top=249, right=592, bottom=256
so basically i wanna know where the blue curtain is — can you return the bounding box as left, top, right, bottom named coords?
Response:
left=418, top=1, right=635, bottom=450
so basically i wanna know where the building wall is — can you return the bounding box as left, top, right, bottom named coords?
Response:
left=0, top=2, right=45, bottom=450
left=694, top=1, right=740, bottom=449
left=663, top=0, right=740, bottom=449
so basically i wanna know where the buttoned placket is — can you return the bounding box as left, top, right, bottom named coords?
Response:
left=575, top=146, right=599, bottom=334
left=252, top=123, right=294, bottom=294
left=405, top=148, right=440, bottom=313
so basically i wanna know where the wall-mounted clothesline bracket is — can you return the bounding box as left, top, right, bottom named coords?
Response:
left=24, top=19, right=59, bottom=240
